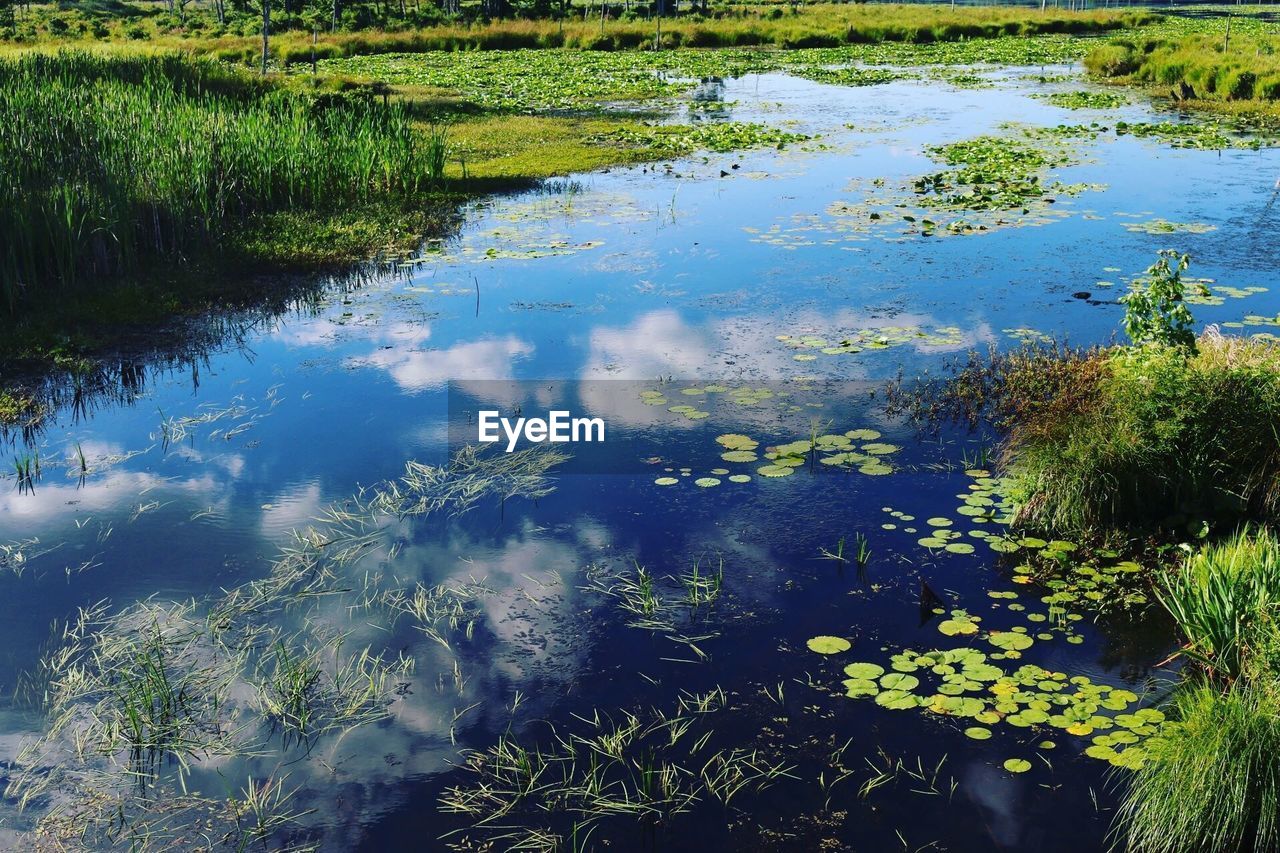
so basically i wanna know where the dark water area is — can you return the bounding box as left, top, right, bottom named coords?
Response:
left=1, top=66, right=1275, bottom=850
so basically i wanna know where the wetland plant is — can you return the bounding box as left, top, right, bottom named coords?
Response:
left=1120, top=250, right=1204, bottom=350
left=1158, top=528, right=1280, bottom=682
left=1117, top=681, right=1280, bottom=853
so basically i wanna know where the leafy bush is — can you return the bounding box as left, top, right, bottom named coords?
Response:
left=1120, top=250, right=1204, bottom=349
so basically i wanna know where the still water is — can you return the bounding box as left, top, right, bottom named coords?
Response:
left=2, top=66, right=1278, bottom=851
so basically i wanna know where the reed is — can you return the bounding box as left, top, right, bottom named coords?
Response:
left=0, top=49, right=435, bottom=310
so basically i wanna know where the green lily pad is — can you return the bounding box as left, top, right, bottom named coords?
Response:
left=807, top=636, right=851, bottom=655
left=844, top=662, right=885, bottom=679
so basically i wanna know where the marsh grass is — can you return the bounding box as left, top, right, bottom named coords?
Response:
left=98, top=5, right=1158, bottom=63
left=899, top=330, right=1280, bottom=534
left=1117, top=680, right=1280, bottom=853
left=1158, top=527, right=1280, bottom=681
left=440, top=687, right=794, bottom=851
left=1088, top=31, right=1280, bottom=107
left=0, top=50, right=435, bottom=309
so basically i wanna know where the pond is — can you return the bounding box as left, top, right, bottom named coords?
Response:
left=3, top=64, right=1279, bottom=851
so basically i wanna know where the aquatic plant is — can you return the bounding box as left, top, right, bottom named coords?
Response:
left=1116, top=681, right=1280, bottom=853
left=1036, top=89, right=1128, bottom=110
left=1159, top=528, right=1280, bottom=682
left=440, top=688, right=794, bottom=850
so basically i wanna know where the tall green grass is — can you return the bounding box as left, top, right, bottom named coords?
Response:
left=1159, top=528, right=1280, bottom=681
left=1117, top=681, right=1280, bottom=853
left=0, top=50, right=434, bottom=310
left=1087, top=33, right=1280, bottom=103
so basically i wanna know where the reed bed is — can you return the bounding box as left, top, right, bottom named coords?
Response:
left=0, top=49, right=433, bottom=310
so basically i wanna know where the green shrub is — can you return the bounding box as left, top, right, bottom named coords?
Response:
left=1117, top=681, right=1280, bottom=853
left=1120, top=250, right=1202, bottom=349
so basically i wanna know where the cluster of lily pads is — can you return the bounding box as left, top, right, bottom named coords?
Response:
left=914, top=134, right=1084, bottom=214
left=597, top=121, right=811, bottom=155
left=777, top=327, right=966, bottom=360
left=652, top=427, right=903, bottom=487
left=1122, top=218, right=1216, bottom=236
left=1036, top=90, right=1129, bottom=110
left=639, top=384, right=788, bottom=421
left=807, top=640, right=1164, bottom=773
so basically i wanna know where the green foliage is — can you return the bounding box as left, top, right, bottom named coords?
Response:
left=1117, top=681, right=1280, bottom=853
left=1088, top=31, right=1280, bottom=112
left=997, top=333, right=1280, bottom=533
left=1159, top=528, right=1280, bottom=681
left=914, top=135, right=1061, bottom=212
left=1120, top=250, right=1204, bottom=349
left=0, top=50, right=437, bottom=310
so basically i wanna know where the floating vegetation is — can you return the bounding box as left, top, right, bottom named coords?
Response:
left=807, top=636, right=852, bottom=655
left=830, top=644, right=1161, bottom=771
left=915, top=135, right=1073, bottom=214
left=597, top=121, right=810, bottom=155
left=778, top=326, right=966, bottom=358
left=1037, top=90, right=1129, bottom=110
left=1114, top=119, right=1275, bottom=150
left=1122, top=219, right=1216, bottom=235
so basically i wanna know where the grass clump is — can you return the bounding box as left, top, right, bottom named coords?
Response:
left=1117, top=680, right=1280, bottom=853
left=1159, top=528, right=1280, bottom=681
left=1086, top=30, right=1280, bottom=121
left=0, top=49, right=437, bottom=311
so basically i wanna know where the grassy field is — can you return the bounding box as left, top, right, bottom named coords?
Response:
left=3, top=3, right=1158, bottom=60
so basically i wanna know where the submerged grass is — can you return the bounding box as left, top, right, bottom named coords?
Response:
left=7, top=444, right=567, bottom=849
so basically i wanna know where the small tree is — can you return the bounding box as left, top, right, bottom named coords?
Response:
left=1120, top=250, right=1207, bottom=350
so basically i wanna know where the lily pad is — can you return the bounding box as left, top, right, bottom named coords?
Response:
left=807, top=636, right=851, bottom=655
